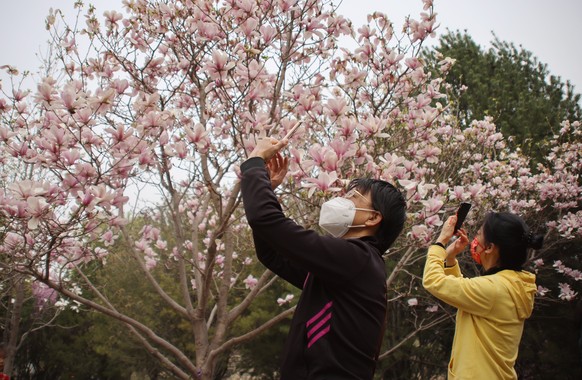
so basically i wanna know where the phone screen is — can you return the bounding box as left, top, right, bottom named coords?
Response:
left=454, top=203, right=472, bottom=232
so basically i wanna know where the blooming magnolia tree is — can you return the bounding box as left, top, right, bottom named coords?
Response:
left=0, top=0, right=580, bottom=378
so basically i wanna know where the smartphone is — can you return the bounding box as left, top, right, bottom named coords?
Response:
left=454, top=203, right=472, bottom=232
left=282, top=122, right=302, bottom=141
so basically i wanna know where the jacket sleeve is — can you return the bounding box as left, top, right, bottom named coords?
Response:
left=252, top=230, right=308, bottom=289
left=422, top=245, right=498, bottom=316
left=240, top=157, right=375, bottom=285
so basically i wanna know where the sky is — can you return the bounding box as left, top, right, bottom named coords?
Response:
left=1, top=0, right=581, bottom=92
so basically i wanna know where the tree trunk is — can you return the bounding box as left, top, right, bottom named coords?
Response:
left=4, top=277, right=24, bottom=376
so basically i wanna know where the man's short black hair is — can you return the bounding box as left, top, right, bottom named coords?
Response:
left=348, top=178, right=407, bottom=252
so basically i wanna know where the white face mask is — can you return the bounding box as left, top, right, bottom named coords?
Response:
left=318, top=197, right=376, bottom=238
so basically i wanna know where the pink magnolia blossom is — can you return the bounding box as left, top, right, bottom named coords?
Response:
left=239, top=17, right=259, bottom=38
left=243, top=275, right=258, bottom=290
left=426, top=305, right=438, bottom=313
left=8, top=180, right=46, bottom=200
left=424, top=214, right=442, bottom=228
left=358, top=117, right=386, bottom=138
left=31, top=281, right=58, bottom=311
left=418, top=145, right=441, bottom=163
left=326, top=98, right=348, bottom=118
left=417, top=182, right=436, bottom=199
left=205, top=50, right=236, bottom=83
left=155, top=240, right=167, bottom=250
left=111, top=79, right=129, bottom=94
left=215, top=255, right=225, bottom=267
left=260, top=25, right=277, bottom=43
left=407, top=298, right=418, bottom=306
left=2, top=232, right=24, bottom=251
left=101, top=230, right=118, bottom=247
left=467, top=183, right=485, bottom=199
left=422, top=198, right=443, bottom=215
left=398, top=179, right=418, bottom=194
left=145, top=255, right=157, bottom=270
left=61, top=149, right=81, bottom=166
left=103, top=10, right=123, bottom=29
left=303, top=171, right=341, bottom=197
left=558, top=283, right=577, bottom=301
left=556, top=211, right=582, bottom=239
left=329, top=137, right=354, bottom=158
left=26, top=196, right=49, bottom=229
left=60, top=85, right=82, bottom=112
left=184, top=122, right=208, bottom=146
left=553, top=260, right=582, bottom=281
left=536, top=286, right=550, bottom=297
left=409, top=224, right=432, bottom=246
left=236, top=0, right=256, bottom=13
left=277, top=294, right=295, bottom=306
left=35, top=77, right=57, bottom=105
left=306, top=144, right=328, bottom=167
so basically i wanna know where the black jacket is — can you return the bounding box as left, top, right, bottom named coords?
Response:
left=241, top=157, right=387, bottom=380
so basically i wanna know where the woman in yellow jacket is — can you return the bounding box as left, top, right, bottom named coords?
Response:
left=423, top=212, right=543, bottom=379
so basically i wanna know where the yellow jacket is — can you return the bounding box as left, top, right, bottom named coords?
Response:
left=423, top=245, right=536, bottom=379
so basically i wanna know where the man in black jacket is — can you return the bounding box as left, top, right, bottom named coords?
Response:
left=241, top=137, right=406, bottom=379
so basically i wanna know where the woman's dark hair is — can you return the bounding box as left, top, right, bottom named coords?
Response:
left=348, top=178, right=407, bottom=252
left=482, top=212, right=544, bottom=271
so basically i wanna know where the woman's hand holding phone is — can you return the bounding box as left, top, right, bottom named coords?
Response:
left=437, top=203, right=472, bottom=246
